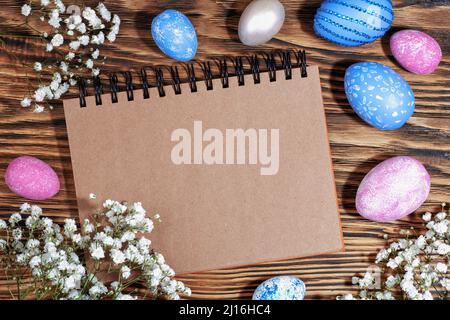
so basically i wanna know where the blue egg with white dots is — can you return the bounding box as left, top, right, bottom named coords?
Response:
left=253, top=276, right=306, bottom=300
left=314, top=0, right=394, bottom=47
left=151, top=9, right=197, bottom=61
left=345, top=62, right=415, bottom=130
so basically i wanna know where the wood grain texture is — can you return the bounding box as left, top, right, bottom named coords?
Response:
left=0, top=0, right=449, bottom=299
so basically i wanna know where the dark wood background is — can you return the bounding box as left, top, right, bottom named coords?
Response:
left=0, top=0, right=449, bottom=299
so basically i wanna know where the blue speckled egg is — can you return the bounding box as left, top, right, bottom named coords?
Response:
left=253, top=276, right=306, bottom=300
left=151, top=9, right=197, bottom=61
left=345, top=62, right=415, bottom=130
left=314, top=0, right=394, bottom=47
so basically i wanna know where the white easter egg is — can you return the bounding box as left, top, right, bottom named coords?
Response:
left=238, top=0, right=285, bottom=46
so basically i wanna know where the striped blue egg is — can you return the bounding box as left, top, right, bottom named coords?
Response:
left=345, top=62, right=415, bottom=130
left=314, top=0, right=394, bottom=47
left=151, top=9, right=197, bottom=61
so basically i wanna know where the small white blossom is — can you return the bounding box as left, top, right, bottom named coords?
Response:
left=21, top=4, right=31, bottom=17
left=51, top=34, right=64, bottom=47
left=85, top=59, right=94, bottom=69
left=33, top=62, right=42, bottom=72
left=89, top=243, right=105, bottom=260
left=121, top=265, right=131, bottom=279
left=21, top=97, right=32, bottom=107
left=422, top=212, right=432, bottom=222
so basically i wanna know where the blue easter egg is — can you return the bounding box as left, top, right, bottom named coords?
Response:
left=151, top=9, right=197, bottom=61
left=314, top=0, right=394, bottom=47
left=253, top=276, right=306, bottom=300
left=345, top=62, right=415, bottom=130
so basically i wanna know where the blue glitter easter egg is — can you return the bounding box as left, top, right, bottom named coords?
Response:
left=345, top=62, right=415, bottom=130
left=151, top=9, right=197, bottom=61
left=253, top=276, right=306, bottom=300
left=314, top=0, right=394, bottom=47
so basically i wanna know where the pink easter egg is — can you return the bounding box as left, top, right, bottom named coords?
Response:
left=356, top=156, right=430, bottom=222
left=5, top=156, right=60, bottom=200
left=390, top=29, right=442, bottom=75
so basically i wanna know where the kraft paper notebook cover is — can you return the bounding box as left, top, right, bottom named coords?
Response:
left=63, top=51, right=344, bottom=274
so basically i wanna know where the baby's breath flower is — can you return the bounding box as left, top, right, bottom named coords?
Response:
left=33, top=62, right=42, bottom=72
left=21, top=4, right=31, bottom=17
left=422, top=212, right=432, bottom=222
left=21, top=97, right=31, bottom=107
left=338, top=206, right=450, bottom=300
left=51, top=34, right=64, bottom=47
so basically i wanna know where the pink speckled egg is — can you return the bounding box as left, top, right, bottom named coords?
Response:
left=390, top=30, right=442, bottom=75
left=356, top=156, right=430, bottom=222
left=5, top=156, right=60, bottom=200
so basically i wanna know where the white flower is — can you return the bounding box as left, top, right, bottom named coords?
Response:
left=9, top=213, right=22, bottom=224
left=435, top=242, right=450, bottom=255
left=112, top=14, right=120, bottom=26
left=12, top=228, right=22, bottom=240
left=51, top=34, right=64, bottom=47
left=64, top=219, right=77, bottom=235
left=433, top=221, right=448, bottom=235
left=441, top=278, right=450, bottom=291
left=48, top=9, right=61, bottom=28
left=21, top=97, right=31, bottom=107
left=89, top=243, right=105, bottom=260
left=121, top=265, right=131, bottom=279
left=21, top=4, right=31, bottom=17
left=111, top=249, right=126, bottom=264
left=41, top=0, right=50, bottom=7
left=422, top=212, right=432, bottom=222
left=97, top=3, right=111, bottom=22
left=33, top=62, right=42, bottom=72
left=79, top=35, right=90, bottom=46
left=0, top=239, right=7, bottom=251
left=82, top=7, right=102, bottom=29
left=106, top=31, right=116, bottom=42
left=69, top=41, right=80, bottom=50
left=91, top=49, right=100, bottom=60
left=435, top=262, right=447, bottom=274
left=92, top=68, right=100, bottom=77
left=46, top=43, right=54, bottom=52
left=60, top=61, right=68, bottom=73
left=83, top=219, right=95, bottom=233
left=76, top=23, right=86, bottom=34
left=29, top=256, right=41, bottom=268
left=0, top=220, right=7, bottom=229
left=90, top=32, right=104, bottom=45
left=55, top=0, right=65, bottom=13
left=85, top=59, right=94, bottom=69
left=436, top=211, right=447, bottom=221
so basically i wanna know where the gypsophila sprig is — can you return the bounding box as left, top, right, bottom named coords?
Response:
left=10, top=1, right=121, bottom=112
left=0, top=200, right=190, bottom=300
left=337, top=204, right=449, bottom=300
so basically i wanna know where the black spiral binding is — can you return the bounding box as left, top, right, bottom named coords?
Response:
left=77, top=50, right=308, bottom=107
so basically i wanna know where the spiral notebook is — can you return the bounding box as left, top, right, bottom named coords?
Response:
left=63, top=51, right=344, bottom=274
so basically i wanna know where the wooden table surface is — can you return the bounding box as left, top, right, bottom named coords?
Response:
left=0, top=0, right=449, bottom=299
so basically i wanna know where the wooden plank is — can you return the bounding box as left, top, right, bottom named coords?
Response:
left=0, top=0, right=449, bottom=299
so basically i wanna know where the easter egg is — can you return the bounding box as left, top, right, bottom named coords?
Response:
left=151, top=9, right=197, bottom=61
left=345, top=62, right=415, bottom=130
left=253, top=276, right=306, bottom=300
left=356, top=156, right=430, bottom=222
left=314, top=0, right=394, bottom=47
left=390, top=30, right=442, bottom=75
left=238, top=0, right=285, bottom=46
left=5, top=156, right=60, bottom=200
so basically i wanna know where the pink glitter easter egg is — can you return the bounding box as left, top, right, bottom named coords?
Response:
left=390, top=30, right=442, bottom=75
left=356, top=156, right=430, bottom=222
left=5, top=156, right=60, bottom=200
